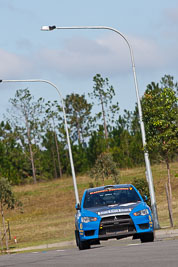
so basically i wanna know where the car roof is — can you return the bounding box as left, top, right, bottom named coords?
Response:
left=86, top=184, right=133, bottom=193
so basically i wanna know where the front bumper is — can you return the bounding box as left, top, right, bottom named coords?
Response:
left=79, top=213, right=153, bottom=241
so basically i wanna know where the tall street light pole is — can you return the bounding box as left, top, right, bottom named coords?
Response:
left=41, top=25, right=160, bottom=229
left=0, top=79, right=80, bottom=205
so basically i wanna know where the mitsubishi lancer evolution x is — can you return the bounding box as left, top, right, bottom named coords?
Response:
left=75, top=184, right=154, bottom=250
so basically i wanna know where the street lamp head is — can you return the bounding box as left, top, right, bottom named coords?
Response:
left=41, top=25, right=56, bottom=31
left=0, top=80, right=2, bottom=83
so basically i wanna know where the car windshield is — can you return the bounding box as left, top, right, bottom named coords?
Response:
left=83, top=187, right=141, bottom=208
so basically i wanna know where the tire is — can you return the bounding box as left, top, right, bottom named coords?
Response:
left=75, top=230, right=79, bottom=247
left=75, top=230, right=90, bottom=250
left=140, top=232, right=154, bottom=243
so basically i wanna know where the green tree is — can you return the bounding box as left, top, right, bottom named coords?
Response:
left=65, top=93, right=93, bottom=145
left=0, top=121, right=27, bottom=184
left=7, top=89, right=45, bottom=183
left=0, top=178, right=20, bottom=251
left=71, top=144, right=89, bottom=173
left=89, top=74, right=119, bottom=140
left=130, top=105, right=141, bottom=136
left=110, top=110, right=133, bottom=147
left=130, top=105, right=146, bottom=165
left=142, top=74, right=178, bottom=226
left=109, top=109, right=144, bottom=168
left=87, top=126, right=107, bottom=166
left=42, top=129, right=66, bottom=179
left=45, top=101, right=63, bottom=178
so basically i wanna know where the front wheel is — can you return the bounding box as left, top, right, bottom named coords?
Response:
left=140, top=232, right=154, bottom=243
left=75, top=230, right=90, bottom=250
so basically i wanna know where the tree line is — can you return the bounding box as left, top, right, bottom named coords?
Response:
left=0, top=74, right=177, bottom=186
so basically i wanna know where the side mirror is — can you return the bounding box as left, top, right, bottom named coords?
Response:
left=143, top=195, right=148, bottom=202
left=75, top=203, right=81, bottom=210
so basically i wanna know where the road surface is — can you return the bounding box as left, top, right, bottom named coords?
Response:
left=0, top=238, right=178, bottom=267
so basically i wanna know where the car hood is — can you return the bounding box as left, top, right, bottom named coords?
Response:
left=85, top=202, right=142, bottom=217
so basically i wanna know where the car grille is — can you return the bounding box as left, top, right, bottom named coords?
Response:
left=99, top=215, right=136, bottom=237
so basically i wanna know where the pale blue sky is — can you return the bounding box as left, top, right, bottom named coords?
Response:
left=0, top=0, right=178, bottom=119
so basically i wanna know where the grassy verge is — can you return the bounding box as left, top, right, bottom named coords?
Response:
left=3, top=162, right=178, bottom=249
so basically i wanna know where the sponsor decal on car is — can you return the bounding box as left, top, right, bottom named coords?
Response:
left=90, top=188, right=131, bottom=195
left=98, top=208, right=132, bottom=216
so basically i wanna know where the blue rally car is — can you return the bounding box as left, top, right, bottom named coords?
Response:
left=75, top=184, right=154, bottom=250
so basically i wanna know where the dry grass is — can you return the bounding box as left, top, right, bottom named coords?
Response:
left=2, top=162, right=178, bottom=249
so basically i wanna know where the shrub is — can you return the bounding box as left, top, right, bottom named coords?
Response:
left=132, top=177, right=150, bottom=206
left=89, top=152, right=120, bottom=184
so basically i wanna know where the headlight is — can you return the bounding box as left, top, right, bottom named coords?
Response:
left=81, top=217, right=98, bottom=223
left=133, top=209, right=149, bottom=216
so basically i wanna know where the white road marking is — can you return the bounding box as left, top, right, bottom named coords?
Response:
left=127, top=243, right=141, bottom=246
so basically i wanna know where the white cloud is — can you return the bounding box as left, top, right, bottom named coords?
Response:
left=37, top=33, right=169, bottom=78
left=0, top=49, right=33, bottom=78
left=1, top=33, right=177, bottom=80
left=130, top=36, right=165, bottom=69
left=38, top=37, right=115, bottom=77
left=97, top=33, right=165, bottom=70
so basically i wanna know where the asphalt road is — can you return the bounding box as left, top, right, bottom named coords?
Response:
left=1, top=238, right=178, bottom=267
